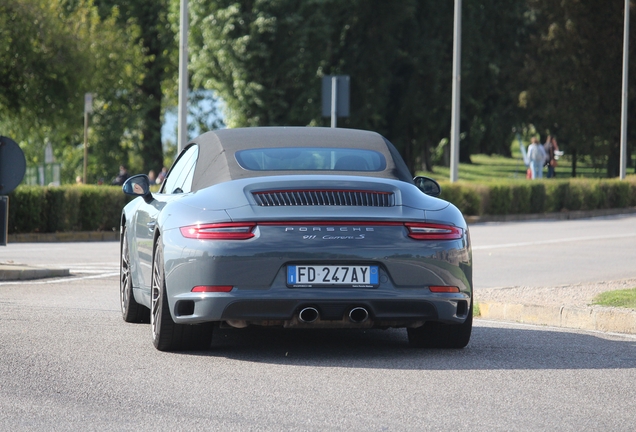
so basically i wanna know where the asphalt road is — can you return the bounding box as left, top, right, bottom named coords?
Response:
left=1, top=215, right=636, bottom=431
left=471, top=213, right=636, bottom=288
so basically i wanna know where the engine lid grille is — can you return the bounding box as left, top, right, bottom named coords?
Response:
left=253, top=190, right=395, bottom=207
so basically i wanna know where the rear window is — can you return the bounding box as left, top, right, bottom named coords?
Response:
left=235, top=147, right=386, bottom=172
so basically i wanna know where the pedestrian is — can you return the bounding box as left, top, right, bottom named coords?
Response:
left=148, top=170, right=156, bottom=184
left=112, top=165, right=129, bottom=186
left=527, top=137, right=547, bottom=179
left=156, top=166, right=167, bottom=184
left=545, top=136, right=559, bottom=178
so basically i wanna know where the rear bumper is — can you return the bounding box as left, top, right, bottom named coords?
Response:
left=171, top=287, right=471, bottom=328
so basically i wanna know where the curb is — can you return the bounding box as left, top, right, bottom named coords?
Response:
left=477, top=301, right=636, bottom=335
left=7, top=231, right=119, bottom=243
left=465, top=206, right=636, bottom=224
left=0, top=265, right=70, bottom=281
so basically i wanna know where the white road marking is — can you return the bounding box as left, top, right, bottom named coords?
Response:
left=473, top=232, right=636, bottom=250
left=0, top=272, right=119, bottom=286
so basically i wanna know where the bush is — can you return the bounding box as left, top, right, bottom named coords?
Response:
left=528, top=182, right=546, bottom=213
left=439, top=182, right=483, bottom=216
left=439, top=176, right=636, bottom=218
left=6, top=176, right=636, bottom=233
left=8, top=186, right=47, bottom=233
left=8, top=185, right=129, bottom=234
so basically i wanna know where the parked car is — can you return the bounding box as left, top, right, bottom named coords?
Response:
left=120, top=127, right=472, bottom=351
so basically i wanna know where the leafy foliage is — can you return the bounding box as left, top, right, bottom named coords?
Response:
left=520, top=0, right=636, bottom=177
left=0, top=0, right=146, bottom=184
left=189, top=1, right=530, bottom=173
left=3, top=0, right=635, bottom=182
left=95, top=0, right=176, bottom=176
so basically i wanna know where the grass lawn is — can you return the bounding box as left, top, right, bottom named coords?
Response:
left=592, top=288, right=636, bottom=309
left=473, top=302, right=481, bottom=317
left=415, top=141, right=629, bottom=182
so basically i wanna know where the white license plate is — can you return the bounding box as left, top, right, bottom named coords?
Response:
left=287, top=265, right=379, bottom=287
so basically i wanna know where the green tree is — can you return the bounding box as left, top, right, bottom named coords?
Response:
left=0, top=0, right=145, bottom=184
left=190, top=0, right=331, bottom=127
left=95, top=0, right=175, bottom=175
left=188, top=0, right=531, bottom=174
left=0, top=0, right=88, bottom=134
left=520, top=0, right=636, bottom=177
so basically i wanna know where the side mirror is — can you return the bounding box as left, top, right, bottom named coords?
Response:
left=413, top=176, right=442, bottom=197
left=123, top=174, right=153, bottom=202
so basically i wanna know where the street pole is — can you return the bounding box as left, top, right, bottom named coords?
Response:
left=620, top=0, right=630, bottom=180
left=450, top=0, right=462, bottom=183
left=83, top=110, right=88, bottom=184
left=83, top=93, right=92, bottom=184
left=331, top=76, right=338, bottom=128
left=177, top=0, right=189, bottom=154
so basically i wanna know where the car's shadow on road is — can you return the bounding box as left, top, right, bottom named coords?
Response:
left=183, top=321, right=636, bottom=370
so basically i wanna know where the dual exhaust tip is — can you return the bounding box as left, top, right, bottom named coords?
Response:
left=298, top=306, right=369, bottom=324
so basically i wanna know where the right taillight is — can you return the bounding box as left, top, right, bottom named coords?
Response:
left=405, top=222, right=463, bottom=240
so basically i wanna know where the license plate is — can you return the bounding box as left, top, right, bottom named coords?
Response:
left=287, top=265, right=379, bottom=287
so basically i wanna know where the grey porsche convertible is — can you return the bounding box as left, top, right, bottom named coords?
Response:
left=120, top=127, right=472, bottom=351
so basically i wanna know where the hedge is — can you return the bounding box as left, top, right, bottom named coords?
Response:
left=439, top=176, right=636, bottom=216
left=7, top=185, right=130, bottom=234
left=5, top=177, right=636, bottom=233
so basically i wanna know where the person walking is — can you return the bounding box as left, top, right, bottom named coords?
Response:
left=545, top=136, right=559, bottom=178
left=527, top=137, right=547, bottom=179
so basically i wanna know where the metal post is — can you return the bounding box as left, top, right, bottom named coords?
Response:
left=0, top=196, right=7, bottom=246
left=83, top=93, right=92, bottom=184
left=450, top=0, right=462, bottom=183
left=331, top=76, right=337, bottom=128
left=177, top=0, right=189, bottom=154
left=83, top=110, right=88, bottom=184
left=620, top=0, right=630, bottom=179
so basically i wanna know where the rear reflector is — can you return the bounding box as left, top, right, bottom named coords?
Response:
left=180, top=223, right=256, bottom=240
left=405, top=223, right=463, bottom=240
left=191, top=285, right=233, bottom=293
left=429, top=286, right=460, bottom=293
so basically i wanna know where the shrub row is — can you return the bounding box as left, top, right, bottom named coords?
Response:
left=7, top=185, right=130, bottom=234
left=5, top=177, right=636, bottom=233
left=439, top=176, right=636, bottom=216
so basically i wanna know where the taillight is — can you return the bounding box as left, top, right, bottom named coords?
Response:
left=192, top=285, right=233, bottom=293
left=405, top=223, right=463, bottom=240
left=429, top=285, right=460, bottom=293
left=180, top=223, right=256, bottom=240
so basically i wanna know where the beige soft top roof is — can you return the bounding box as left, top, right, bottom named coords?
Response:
left=187, top=127, right=413, bottom=191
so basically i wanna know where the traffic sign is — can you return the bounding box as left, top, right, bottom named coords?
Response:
left=322, top=75, right=350, bottom=118
left=0, top=136, right=27, bottom=195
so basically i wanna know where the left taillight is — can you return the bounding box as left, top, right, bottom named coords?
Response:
left=405, top=222, right=463, bottom=240
left=180, top=223, right=256, bottom=240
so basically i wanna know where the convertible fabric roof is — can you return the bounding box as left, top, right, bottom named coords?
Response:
left=188, top=127, right=413, bottom=191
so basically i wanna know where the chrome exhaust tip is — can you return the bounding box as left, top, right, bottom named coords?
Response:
left=298, top=307, right=319, bottom=323
left=348, top=307, right=369, bottom=324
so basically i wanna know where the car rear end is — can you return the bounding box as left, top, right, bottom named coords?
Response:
left=160, top=176, right=472, bottom=331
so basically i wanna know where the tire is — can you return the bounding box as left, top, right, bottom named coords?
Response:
left=120, top=227, right=149, bottom=323
left=407, top=304, right=473, bottom=349
left=151, top=239, right=213, bottom=351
